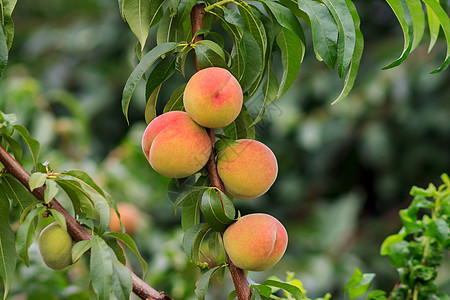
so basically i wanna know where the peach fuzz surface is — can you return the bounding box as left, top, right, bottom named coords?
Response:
left=223, top=213, right=288, bottom=271
left=141, top=111, right=211, bottom=178
left=216, top=139, right=278, bottom=199
left=183, top=67, right=243, bottom=128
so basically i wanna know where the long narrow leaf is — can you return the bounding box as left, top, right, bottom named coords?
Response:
left=90, top=235, right=113, bottom=300
left=123, top=0, right=151, bottom=51
left=0, top=26, right=7, bottom=78
left=0, top=191, right=16, bottom=300
left=406, top=0, right=425, bottom=51
left=425, top=0, right=440, bottom=53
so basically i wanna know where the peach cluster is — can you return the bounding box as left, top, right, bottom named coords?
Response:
left=141, top=67, right=287, bottom=272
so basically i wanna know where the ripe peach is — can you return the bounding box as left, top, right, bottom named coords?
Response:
left=141, top=111, right=212, bottom=178
left=183, top=67, right=243, bottom=128
left=216, top=139, right=278, bottom=199
left=38, top=222, right=73, bottom=270
left=109, top=203, right=143, bottom=235
left=223, top=213, right=288, bottom=271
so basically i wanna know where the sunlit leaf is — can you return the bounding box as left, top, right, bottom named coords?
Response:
left=425, top=0, right=440, bottom=52
left=16, top=206, right=44, bottom=266
left=1, top=174, right=34, bottom=211
left=195, top=265, right=223, bottom=300
left=194, top=39, right=228, bottom=69
left=123, top=0, right=151, bottom=51
left=13, top=125, right=40, bottom=167
left=72, top=240, right=91, bottom=263
left=344, top=268, right=375, bottom=299
left=90, top=235, right=113, bottom=300
left=405, top=0, right=425, bottom=51
left=111, top=258, right=132, bottom=300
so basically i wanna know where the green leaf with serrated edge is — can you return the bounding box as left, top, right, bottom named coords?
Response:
left=0, top=189, right=16, bottom=300
left=28, top=172, right=47, bottom=192
left=181, top=192, right=202, bottom=231
left=298, top=0, right=338, bottom=69
left=150, top=0, right=166, bottom=27
left=164, top=83, right=186, bottom=113
left=406, top=0, right=425, bottom=51
left=223, top=105, right=255, bottom=139
left=13, top=125, right=40, bottom=167
left=322, top=0, right=355, bottom=78
left=0, top=25, right=7, bottom=78
left=344, top=268, right=375, bottom=299
left=60, top=170, right=105, bottom=197
left=215, top=138, right=240, bottom=154
left=111, top=257, right=132, bottom=300
left=90, top=235, right=113, bottom=300
left=383, top=0, right=413, bottom=70
left=426, top=1, right=440, bottom=53
left=123, top=0, right=151, bottom=51
left=422, top=0, right=450, bottom=73
left=44, top=179, right=59, bottom=204
left=276, top=27, right=304, bottom=98
left=72, top=240, right=91, bottom=263
left=48, top=209, right=67, bottom=232
left=1, top=174, right=34, bottom=210
left=16, top=206, right=45, bottom=266
left=194, top=40, right=228, bottom=69
left=104, top=232, right=148, bottom=277
left=252, top=58, right=279, bottom=126
left=380, top=233, right=406, bottom=255
left=331, top=0, right=364, bottom=105
left=183, top=223, right=211, bottom=263
left=200, top=188, right=236, bottom=232
left=122, top=42, right=178, bottom=123
left=261, top=280, right=303, bottom=300
left=195, top=265, right=223, bottom=300
left=1, top=134, right=22, bottom=163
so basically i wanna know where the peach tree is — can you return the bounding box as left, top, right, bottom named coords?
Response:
left=1, top=0, right=449, bottom=300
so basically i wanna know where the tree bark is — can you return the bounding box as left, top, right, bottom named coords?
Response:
left=190, top=4, right=251, bottom=300
left=0, top=145, right=171, bottom=300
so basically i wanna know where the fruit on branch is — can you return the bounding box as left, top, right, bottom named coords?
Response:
left=216, top=139, right=278, bottom=199
left=223, top=213, right=288, bottom=271
left=183, top=67, right=243, bottom=128
left=109, top=203, right=143, bottom=235
left=142, top=111, right=211, bottom=178
left=38, top=222, right=73, bottom=270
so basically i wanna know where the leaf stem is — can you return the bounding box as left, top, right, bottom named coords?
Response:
left=204, top=0, right=235, bottom=12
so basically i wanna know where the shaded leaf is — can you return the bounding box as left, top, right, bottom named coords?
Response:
left=223, top=105, right=255, bottom=140
left=0, top=26, right=7, bottom=78
left=261, top=280, right=303, bottom=300
left=200, top=188, right=236, bottom=232
left=194, top=39, right=228, bottom=69
left=13, top=125, right=40, bottom=167
left=90, top=235, right=113, bottom=300
left=163, top=83, right=186, bottom=113
left=252, top=57, right=279, bottom=125
left=195, top=265, right=223, bottom=300
left=0, top=190, right=16, bottom=300
left=1, top=134, right=22, bottom=163
left=72, top=240, right=91, bottom=263
left=181, top=192, right=202, bottom=231
left=149, top=0, right=166, bottom=28
left=16, top=206, right=44, bottom=266
left=1, top=174, right=34, bottom=210
left=111, top=258, right=132, bottom=300
left=183, top=223, right=211, bottom=263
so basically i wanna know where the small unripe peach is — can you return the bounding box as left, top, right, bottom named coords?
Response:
left=223, top=213, right=288, bottom=271
left=217, top=139, right=278, bottom=199
left=141, top=111, right=212, bottom=178
left=109, top=203, right=143, bottom=235
left=38, top=223, right=73, bottom=270
left=183, top=67, right=243, bottom=128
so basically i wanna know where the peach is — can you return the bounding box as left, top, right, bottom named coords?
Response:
left=39, top=223, right=73, bottom=270
left=216, top=139, right=278, bottom=199
left=141, top=111, right=212, bottom=178
left=223, top=213, right=288, bottom=271
left=183, top=67, right=243, bottom=128
left=109, top=203, right=143, bottom=235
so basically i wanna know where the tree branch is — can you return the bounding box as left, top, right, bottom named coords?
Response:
left=0, top=145, right=172, bottom=300
left=190, top=4, right=251, bottom=300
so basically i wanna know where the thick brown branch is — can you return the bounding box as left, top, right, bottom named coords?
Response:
left=189, top=5, right=251, bottom=300
left=0, top=145, right=171, bottom=300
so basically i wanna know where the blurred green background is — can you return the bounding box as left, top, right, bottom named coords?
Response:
left=1, top=0, right=449, bottom=299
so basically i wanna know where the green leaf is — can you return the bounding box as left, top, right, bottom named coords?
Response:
left=28, top=172, right=47, bottom=192
left=422, top=0, right=450, bottom=73
left=157, top=10, right=176, bottom=45
left=123, top=0, right=151, bottom=51
left=194, top=39, right=228, bottom=69
left=122, top=42, right=178, bottom=123
left=171, top=0, right=196, bottom=28
left=298, top=0, right=338, bottom=69
left=1, top=0, right=17, bottom=50
left=195, top=265, right=223, bottom=300
left=149, top=0, right=166, bottom=28
left=276, top=27, right=304, bottom=98
left=48, top=209, right=67, bottom=232
left=1, top=134, right=22, bottom=163
left=425, top=0, right=440, bottom=53
left=144, top=54, right=177, bottom=123
left=322, top=0, right=356, bottom=78
left=367, top=290, right=388, bottom=300
left=0, top=190, right=16, bottom=300
left=424, top=218, right=449, bottom=245
left=44, top=179, right=59, bottom=204
left=16, top=206, right=44, bottom=266
left=111, top=257, right=132, bottom=300
left=1, top=174, right=34, bottom=211
left=163, top=83, right=186, bottom=113
left=215, top=137, right=240, bottom=154
left=104, top=232, right=148, bottom=277
left=90, top=235, right=113, bottom=300
left=183, top=223, right=211, bottom=263
left=380, top=233, right=406, bottom=256
left=55, top=179, right=91, bottom=218
left=200, top=188, right=236, bottom=232
left=344, top=268, right=375, bottom=299
left=252, top=57, right=279, bottom=126
left=388, top=240, right=410, bottom=268
left=13, top=125, right=40, bottom=167
left=383, top=0, right=414, bottom=69
left=261, top=280, right=303, bottom=300
left=60, top=170, right=106, bottom=198
left=250, top=288, right=262, bottom=300
left=72, top=240, right=91, bottom=263
left=181, top=192, right=202, bottom=231
left=223, top=105, right=255, bottom=140
left=0, top=25, right=7, bottom=78
left=208, top=231, right=222, bottom=259
left=331, top=0, right=364, bottom=104
left=405, top=0, right=425, bottom=51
